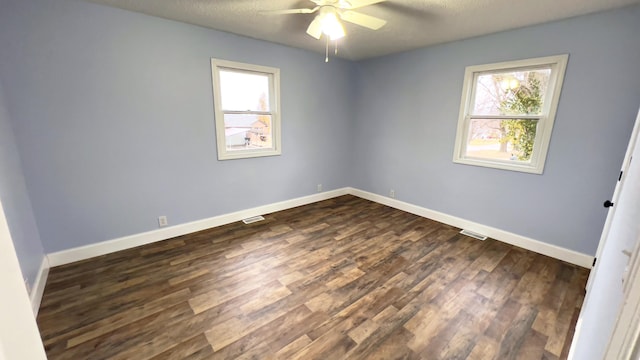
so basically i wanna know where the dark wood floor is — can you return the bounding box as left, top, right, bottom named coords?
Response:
left=37, top=195, right=588, bottom=359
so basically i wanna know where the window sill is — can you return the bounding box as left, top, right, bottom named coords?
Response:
left=453, top=157, right=544, bottom=174
left=218, top=149, right=281, bottom=161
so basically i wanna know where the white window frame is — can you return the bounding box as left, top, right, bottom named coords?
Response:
left=453, top=54, right=569, bottom=174
left=211, top=58, right=282, bottom=160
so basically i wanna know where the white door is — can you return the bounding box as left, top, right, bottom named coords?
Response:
left=605, top=231, right=640, bottom=359
left=587, top=107, right=640, bottom=291
left=0, top=200, right=48, bottom=360
left=569, top=107, right=640, bottom=359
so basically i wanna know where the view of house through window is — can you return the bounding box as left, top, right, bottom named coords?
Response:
left=453, top=55, right=568, bottom=174
left=211, top=59, right=281, bottom=160
left=219, top=70, right=272, bottom=151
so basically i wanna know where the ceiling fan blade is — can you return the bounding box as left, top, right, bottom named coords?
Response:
left=264, top=7, right=318, bottom=15
left=341, top=0, right=386, bottom=10
left=306, top=16, right=323, bottom=39
left=340, top=10, right=387, bottom=30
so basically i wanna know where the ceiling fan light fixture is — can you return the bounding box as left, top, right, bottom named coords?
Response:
left=319, top=11, right=345, bottom=40
left=271, top=1, right=388, bottom=61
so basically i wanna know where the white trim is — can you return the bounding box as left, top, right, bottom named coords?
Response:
left=348, top=187, right=593, bottom=268
left=453, top=54, right=569, bottom=174
left=29, top=256, right=49, bottom=316
left=211, top=58, right=282, bottom=161
left=47, top=186, right=592, bottom=269
left=47, top=188, right=349, bottom=267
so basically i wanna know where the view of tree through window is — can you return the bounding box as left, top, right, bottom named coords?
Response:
left=466, top=68, right=550, bottom=162
left=454, top=55, right=568, bottom=174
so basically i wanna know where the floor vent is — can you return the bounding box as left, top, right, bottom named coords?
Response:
left=460, top=229, right=487, bottom=241
left=242, top=215, right=265, bottom=224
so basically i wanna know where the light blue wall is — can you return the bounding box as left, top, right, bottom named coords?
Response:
left=0, top=79, right=45, bottom=290
left=1, top=0, right=639, bottom=258
left=352, top=5, right=640, bottom=255
left=0, top=0, right=356, bottom=252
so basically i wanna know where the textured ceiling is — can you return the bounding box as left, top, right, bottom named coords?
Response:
left=85, top=0, right=640, bottom=60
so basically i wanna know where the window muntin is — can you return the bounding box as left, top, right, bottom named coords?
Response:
left=211, top=59, right=281, bottom=160
left=453, top=55, right=568, bottom=174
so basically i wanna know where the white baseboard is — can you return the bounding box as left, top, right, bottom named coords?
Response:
left=46, top=186, right=592, bottom=269
left=30, top=256, right=49, bottom=316
left=47, top=188, right=350, bottom=267
left=348, top=187, right=593, bottom=268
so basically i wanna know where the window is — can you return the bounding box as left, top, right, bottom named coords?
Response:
left=453, top=55, right=568, bottom=174
left=211, top=59, right=281, bottom=160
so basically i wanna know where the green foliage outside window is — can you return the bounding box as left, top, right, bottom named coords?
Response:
left=500, top=74, right=543, bottom=161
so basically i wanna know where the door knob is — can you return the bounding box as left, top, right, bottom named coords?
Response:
left=604, top=200, right=614, bottom=208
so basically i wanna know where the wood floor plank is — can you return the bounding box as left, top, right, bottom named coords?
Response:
left=206, top=304, right=312, bottom=359
left=289, top=318, right=357, bottom=360
left=147, top=334, right=212, bottom=360
left=63, top=288, right=191, bottom=349
left=275, top=334, right=313, bottom=358
left=37, top=195, right=589, bottom=359
left=515, top=329, right=549, bottom=360
left=496, top=304, right=539, bottom=359
left=49, top=301, right=195, bottom=360
left=467, top=335, right=499, bottom=360
left=204, top=306, right=289, bottom=351
left=364, top=327, right=420, bottom=360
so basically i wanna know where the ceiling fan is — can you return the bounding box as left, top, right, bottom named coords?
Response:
left=268, top=0, right=388, bottom=40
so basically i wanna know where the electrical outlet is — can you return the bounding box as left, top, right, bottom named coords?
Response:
left=158, top=216, right=168, bottom=227
left=389, top=189, right=396, bottom=198
left=317, top=184, right=323, bottom=192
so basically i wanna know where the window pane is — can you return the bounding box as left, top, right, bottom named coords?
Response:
left=472, top=68, right=551, bottom=116
left=465, top=118, right=538, bottom=162
left=223, top=113, right=273, bottom=151
left=219, top=70, right=270, bottom=112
